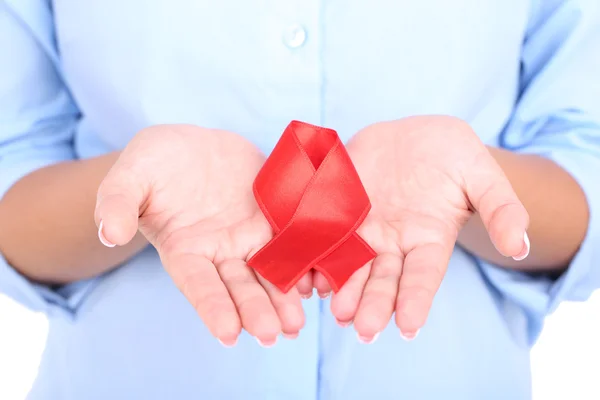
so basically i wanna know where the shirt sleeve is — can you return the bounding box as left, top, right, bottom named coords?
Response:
left=0, top=1, right=96, bottom=317
left=478, top=0, right=600, bottom=345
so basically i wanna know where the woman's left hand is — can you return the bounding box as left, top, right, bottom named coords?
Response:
left=314, top=116, right=530, bottom=341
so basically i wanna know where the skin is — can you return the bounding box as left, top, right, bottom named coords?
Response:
left=0, top=116, right=589, bottom=345
left=94, top=125, right=305, bottom=346
left=316, top=116, right=588, bottom=341
left=457, top=146, right=588, bottom=271
left=0, top=152, right=149, bottom=283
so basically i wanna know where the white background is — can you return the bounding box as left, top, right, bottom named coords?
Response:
left=1, top=291, right=599, bottom=399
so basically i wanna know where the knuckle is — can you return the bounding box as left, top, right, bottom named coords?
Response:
left=218, top=261, right=255, bottom=285
left=179, top=272, right=205, bottom=309
left=188, top=285, right=233, bottom=326
left=429, top=261, right=447, bottom=286
left=234, top=292, right=265, bottom=317
left=283, top=311, right=305, bottom=333
left=402, top=284, right=436, bottom=306
left=363, top=277, right=398, bottom=302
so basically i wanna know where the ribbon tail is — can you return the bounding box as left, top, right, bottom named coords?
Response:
left=248, top=218, right=351, bottom=292
left=315, top=232, right=377, bottom=292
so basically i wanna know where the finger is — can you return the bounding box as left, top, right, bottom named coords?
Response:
left=295, top=271, right=314, bottom=299
left=255, top=273, right=305, bottom=338
left=395, top=242, right=453, bottom=338
left=95, top=159, right=147, bottom=247
left=353, top=253, right=403, bottom=339
left=163, top=252, right=241, bottom=346
left=330, top=261, right=372, bottom=326
left=463, top=156, right=530, bottom=259
left=217, top=259, right=282, bottom=346
left=313, top=271, right=333, bottom=299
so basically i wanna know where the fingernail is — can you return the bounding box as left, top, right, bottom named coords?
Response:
left=282, top=332, right=299, bottom=340
left=512, top=232, right=530, bottom=261
left=98, top=220, right=116, bottom=248
left=256, top=337, right=277, bottom=348
left=336, top=319, right=352, bottom=328
left=301, top=290, right=313, bottom=299
left=217, top=338, right=238, bottom=348
left=400, top=329, right=420, bottom=341
left=318, top=291, right=331, bottom=299
left=357, top=332, right=380, bottom=344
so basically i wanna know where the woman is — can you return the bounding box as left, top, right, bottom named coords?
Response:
left=0, top=1, right=598, bottom=399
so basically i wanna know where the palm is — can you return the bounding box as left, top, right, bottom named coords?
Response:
left=318, top=117, right=528, bottom=341
left=96, top=125, right=304, bottom=346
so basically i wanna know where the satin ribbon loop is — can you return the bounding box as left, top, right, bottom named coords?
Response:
left=248, top=121, right=376, bottom=293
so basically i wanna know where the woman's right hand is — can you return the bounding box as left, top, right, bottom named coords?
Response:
left=95, top=125, right=305, bottom=347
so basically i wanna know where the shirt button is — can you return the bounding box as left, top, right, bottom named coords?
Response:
left=282, top=24, right=307, bottom=49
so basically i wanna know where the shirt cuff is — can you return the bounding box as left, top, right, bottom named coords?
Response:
left=478, top=146, right=600, bottom=344
left=0, top=251, right=100, bottom=318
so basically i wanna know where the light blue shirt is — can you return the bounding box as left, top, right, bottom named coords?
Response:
left=1, top=1, right=600, bottom=399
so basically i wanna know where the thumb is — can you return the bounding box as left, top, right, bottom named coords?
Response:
left=95, top=159, right=147, bottom=247
left=464, top=155, right=530, bottom=260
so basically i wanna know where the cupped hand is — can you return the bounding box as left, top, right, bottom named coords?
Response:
left=315, top=116, right=529, bottom=341
left=94, top=125, right=305, bottom=346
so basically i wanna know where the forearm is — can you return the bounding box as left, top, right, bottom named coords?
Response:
left=0, top=152, right=148, bottom=284
left=457, top=146, right=589, bottom=272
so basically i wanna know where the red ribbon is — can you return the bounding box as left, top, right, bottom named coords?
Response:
left=248, top=121, right=376, bottom=293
